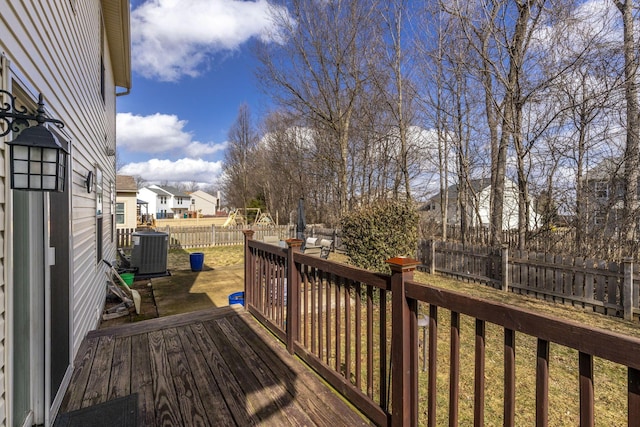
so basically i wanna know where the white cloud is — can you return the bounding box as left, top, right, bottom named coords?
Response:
left=184, top=140, right=228, bottom=157
left=116, top=112, right=226, bottom=156
left=119, top=158, right=223, bottom=184
left=131, top=0, right=288, bottom=81
left=532, top=0, right=620, bottom=56
left=117, top=112, right=192, bottom=153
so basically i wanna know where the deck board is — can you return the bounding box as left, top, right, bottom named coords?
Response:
left=148, top=329, right=183, bottom=426
left=81, top=336, right=115, bottom=408
left=58, top=307, right=372, bottom=426
left=130, top=333, right=156, bottom=426
left=108, top=335, right=132, bottom=400
left=179, top=324, right=236, bottom=426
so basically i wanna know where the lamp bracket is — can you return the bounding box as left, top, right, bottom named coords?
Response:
left=0, top=90, right=64, bottom=137
left=85, top=171, right=94, bottom=193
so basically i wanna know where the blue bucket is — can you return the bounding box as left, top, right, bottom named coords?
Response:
left=229, top=291, right=245, bottom=306
left=189, top=252, right=204, bottom=271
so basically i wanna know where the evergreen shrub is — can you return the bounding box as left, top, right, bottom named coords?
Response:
left=340, top=200, right=419, bottom=274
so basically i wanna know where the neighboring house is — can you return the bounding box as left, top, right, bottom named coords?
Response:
left=116, top=175, right=138, bottom=229
left=138, top=184, right=191, bottom=219
left=189, top=190, right=221, bottom=216
left=422, top=178, right=539, bottom=231
left=583, top=157, right=627, bottom=232
left=0, top=2, right=131, bottom=426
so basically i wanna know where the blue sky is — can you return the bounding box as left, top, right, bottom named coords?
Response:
left=116, top=0, right=284, bottom=187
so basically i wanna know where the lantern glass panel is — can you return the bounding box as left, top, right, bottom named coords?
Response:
left=30, top=147, right=42, bottom=161
left=29, top=159, right=42, bottom=174
left=43, top=147, right=57, bottom=162
left=14, top=159, right=28, bottom=174
left=13, top=145, right=29, bottom=160
left=29, top=175, right=42, bottom=190
left=43, top=162, right=56, bottom=175
left=42, top=176, right=56, bottom=190
left=14, top=175, right=28, bottom=188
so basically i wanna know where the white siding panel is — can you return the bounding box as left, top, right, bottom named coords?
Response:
left=0, top=44, right=7, bottom=427
left=1, top=2, right=123, bottom=420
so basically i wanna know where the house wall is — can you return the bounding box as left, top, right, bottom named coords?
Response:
left=137, top=187, right=159, bottom=218
left=190, top=190, right=219, bottom=216
left=172, top=196, right=189, bottom=216
left=476, top=181, right=533, bottom=230
left=0, top=54, right=7, bottom=427
left=116, top=193, right=137, bottom=230
left=1, top=1, right=124, bottom=424
left=434, top=179, right=539, bottom=231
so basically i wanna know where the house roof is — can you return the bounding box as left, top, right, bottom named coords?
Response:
left=101, top=0, right=131, bottom=90
left=116, top=175, right=137, bottom=192
left=143, top=186, right=171, bottom=196
left=423, top=178, right=492, bottom=207
left=155, top=186, right=190, bottom=198
left=145, top=185, right=190, bottom=198
left=586, top=157, right=624, bottom=181
left=190, top=190, right=217, bottom=203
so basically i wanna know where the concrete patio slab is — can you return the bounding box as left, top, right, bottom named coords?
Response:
left=151, top=263, right=244, bottom=317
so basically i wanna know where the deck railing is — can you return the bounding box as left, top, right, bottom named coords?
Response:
left=244, top=232, right=392, bottom=426
left=243, top=231, right=640, bottom=427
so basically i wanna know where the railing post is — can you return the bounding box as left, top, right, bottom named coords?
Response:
left=286, top=238, right=303, bottom=354
left=624, top=257, right=634, bottom=321
left=387, top=256, right=420, bottom=427
left=243, top=230, right=255, bottom=309
left=502, top=245, right=510, bottom=292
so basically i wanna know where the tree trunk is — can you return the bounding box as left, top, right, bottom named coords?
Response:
left=615, top=0, right=639, bottom=251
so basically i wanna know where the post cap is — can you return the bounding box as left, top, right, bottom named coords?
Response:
left=386, top=256, right=420, bottom=272
left=285, top=238, right=304, bottom=248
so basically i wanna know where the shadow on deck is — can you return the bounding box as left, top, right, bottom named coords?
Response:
left=58, top=306, right=372, bottom=426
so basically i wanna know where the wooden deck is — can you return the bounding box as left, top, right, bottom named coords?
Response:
left=58, top=306, right=372, bottom=426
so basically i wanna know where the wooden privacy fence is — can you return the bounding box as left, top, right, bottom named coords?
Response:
left=418, top=240, right=640, bottom=321
left=117, top=225, right=295, bottom=249
left=243, top=232, right=640, bottom=426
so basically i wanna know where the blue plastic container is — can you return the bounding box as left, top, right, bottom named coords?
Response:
left=189, top=252, right=204, bottom=271
left=228, top=291, right=245, bottom=306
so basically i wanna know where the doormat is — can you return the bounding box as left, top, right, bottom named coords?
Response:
left=54, top=394, right=137, bottom=427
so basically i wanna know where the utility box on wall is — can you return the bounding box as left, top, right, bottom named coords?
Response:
left=130, top=231, right=168, bottom=275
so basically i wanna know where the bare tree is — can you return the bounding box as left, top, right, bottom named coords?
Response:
left=373, top=0, right=417, bottom=201
left=133, top=175, right=146, bottom=190
left=185, top=181, right=200, bottom=192
left=222, top=103, right=259, bottom=210
left=614, top=0, right=640, bottom=250
left=257, top=0, right=379, bottom=217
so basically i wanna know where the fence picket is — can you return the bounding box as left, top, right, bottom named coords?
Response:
left=584, top=258, right=595, bottom=301
left=574, top=257, right=585, bottom=300
left=117, top=224, right=296, bottom=249
left=554, top=254, right=564, bottom=297
left=608, top=262, right=621, bottom=311
left=419, top=240, right=635, bottom=322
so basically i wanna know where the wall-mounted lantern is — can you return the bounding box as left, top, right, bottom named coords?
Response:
left=0, top=90, right=68, bottom=192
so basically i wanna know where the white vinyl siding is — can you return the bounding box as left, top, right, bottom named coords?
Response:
left=190, top=190, right=219, bottom=216
left=0, top=1, right=126, bottom=423
left=0, top=53, right=8, bottom=427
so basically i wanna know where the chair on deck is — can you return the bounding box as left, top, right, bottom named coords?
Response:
left=303, top=237, right=332, bottom=259
left=318, top=239, right=333, bottom=259
left=262, top=235, right=281, bottom=245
